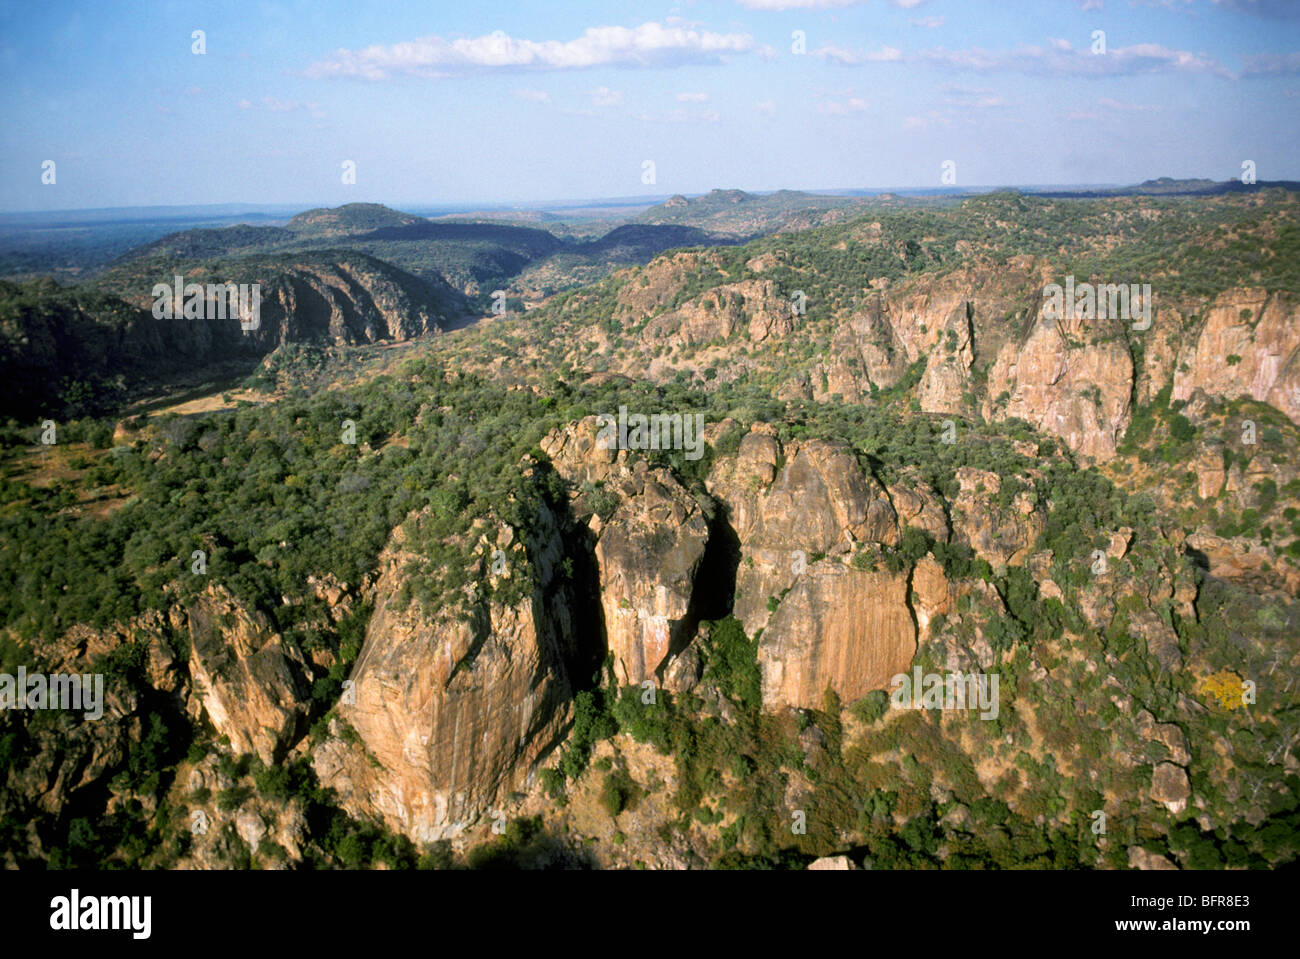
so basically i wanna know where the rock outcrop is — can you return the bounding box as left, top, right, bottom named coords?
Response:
left=179, top=585, right=309, bottom=765
left=759, top=561, right=915, bottom=712
left=709, top=430, right=899, bottom=638
left=1172, top=291, right=1300, bottom=426
left=542, top=416, right=711, bottom=686
left=313, top=502, right=578, bottom=843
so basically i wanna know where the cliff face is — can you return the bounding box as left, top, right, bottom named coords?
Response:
left=759, top=562, right=915, bottom=712
left=593, top=466, right=709, bottom=686
left=312, top=505, right=578, bottom=843
left=0, top=254, right=462, bottom=418
left=541, top=416, right=711, bottom=686
left=1172, top=290, right=1300, bottom=424
left=582, top=247, right=1300, bottom=463
left=708, top=429, right=899, bottom=638
left=178, top=585, right=310, bottom=766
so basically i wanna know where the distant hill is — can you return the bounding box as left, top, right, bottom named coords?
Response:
left=106, top=224, right=293, bottom=264
left=0, top=250, right=464, bottom=419
left=94, top=203, right=744, bottom=301
left=636, top=188, right=866, bottom=236
left=286, top=202, right=425, bottom=238
left=1033, top=177, right=1300, bottom=198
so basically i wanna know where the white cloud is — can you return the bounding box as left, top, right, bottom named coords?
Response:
left=1213, top=0, right=1300, bottom=19
left=815, top=39, right=1232, bottom=77
left=735, top=0, right=860, bottom=8
left=1241, top=51, right=1300, bottom=75
left=304, top=22, right=756, bottom=79
left=819, top=96, right=869, bottom=114
left=1095, top=96, right=1158, bottom=111
left=237, top=96, right=322, bottom=117
left=591, top=85, right=623, bottom=106
left=735, top=0, right=928, bottom=10
left=676, top=91, right=709, bottom=102
left=910, top=16, right=944, bottom=28
left=636, top=108, right=721, bottom=123
left=815, top=44, right=903, bottom=64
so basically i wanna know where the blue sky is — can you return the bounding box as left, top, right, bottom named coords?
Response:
left=1, top=0, right=1297, bottom=211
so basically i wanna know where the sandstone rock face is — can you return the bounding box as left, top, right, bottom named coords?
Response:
left=1195, top=445, right=1227, bottom=500
left=808, top=855, right=856, bottom=870
left=827, top=296, right=910, bottom=393
left=1150, top=762, right=1191, bottom=815
left=886, top=473, right=951, bottom=542
left=759, top=561, right=916, bottom=712
left=244, top=256, right=453, bottom=348
left=1128, top=847, right=1178, bottom=871
left=180, top=585, right=308, bottom=765
left=911, top=553, right=952, bottom=636
left=313, top=507, right=577, bottom=843
left=1186, top=531, right=1300, bottom=597
left=595, top=463, right=710, bottom=685
left=984, top=310, right=1133, bottom=461
left=639, top=277, right=794, bottom=348
left=710, top=432, right=899, bottom=638
left=542, top=416, right=712, bottom=686
left=918, top=306, right=976, bottom=416
left=539, top=415, right=621, bottom=489
left=1, top=254, right=460, bottom=421
left=1173, top=291, right=1300, bottom=426
left=1136, top=710, right=1191, bottom=766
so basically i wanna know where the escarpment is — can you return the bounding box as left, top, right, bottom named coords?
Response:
left=312, top=484, right=586, bottom=843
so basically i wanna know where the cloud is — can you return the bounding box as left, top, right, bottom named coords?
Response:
left=304, top=22, right=756, bottom=79
left=1213, top=0, right=1300, bottom=19
left=735, top=0, right=860, bottom=8
left=817, top=44, right=903, bottom=64
left=262, top=96, right=317, bottom=112
left=818, top=96, right=869, bottom=114
left=903, top=111, right=949, bottom=131
left=910, top=16, right=944, bottom=28
left=814, top=39, right=1232, bottom=77
left=636, top=108, right=721, bottom=123
left=1095, top=96, right=1158, bottom=111
left=514, top=88, right=551, bottom=102
left=238, top=96, right=323, bottom=117
left=1241, top=51, right=1300, bottom=76
left=940, top=84, right=1006, bottom=108
left=735, top=0, right=925, bottom=7
left=591, top=85, right=623, bottom=106
left=676, top=91, right=709, bottom=101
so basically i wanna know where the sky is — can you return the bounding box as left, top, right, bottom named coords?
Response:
left=1, top=0, right=1298, bottom=211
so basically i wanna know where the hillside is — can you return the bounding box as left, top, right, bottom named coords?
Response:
left=0, top=251, right=463, bottom=419
left=285, top=202, right=425, bottom=238
left=1, top=185, right=1297, bottom=874
left=636, top=188, right=873, bottom=236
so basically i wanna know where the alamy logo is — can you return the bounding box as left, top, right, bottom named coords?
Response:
left=890, top=667, right=1000, bottom=720
left=0, top=668, right=104, bottom=720
left=50, top=889, right=151, bottom=939
left=1042, top=275, right=1151, bottom=330
left=152, top=274, right=261, bottom=331
left=596, top=406, right=706, bottom=461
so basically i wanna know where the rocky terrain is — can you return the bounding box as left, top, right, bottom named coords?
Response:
left=1, top=189, right=1297, bottom=871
